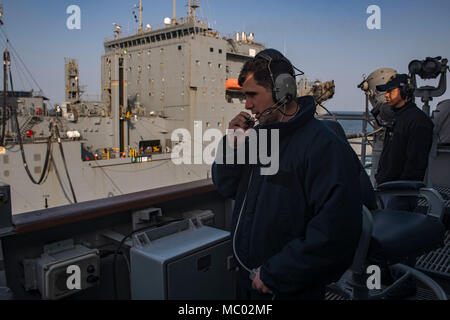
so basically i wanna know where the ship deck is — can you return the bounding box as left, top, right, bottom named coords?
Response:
left=1, top=178, right=449, bottom=300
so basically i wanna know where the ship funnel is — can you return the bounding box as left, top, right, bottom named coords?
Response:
left=248, top=32, right=255, bottom=42
left=235, top=32, right=240, bottom=41
left=241, top=32, right=247, bottom=42
left=164, top=17, right=171, bottom=25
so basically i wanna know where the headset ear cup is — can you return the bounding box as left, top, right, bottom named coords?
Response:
left=408, top=84, right=415, bottom=98
left=400, top=84, right=414, bottom=99
left=400, top=87, right=407, bottom=99
left=274, top=73, right=297, bottom=103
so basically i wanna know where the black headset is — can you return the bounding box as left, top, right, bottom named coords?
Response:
left=399, top=75, right=415, bottom=100
left=254, top=49, right=299, bottom=104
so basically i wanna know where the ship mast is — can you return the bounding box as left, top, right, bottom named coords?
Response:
left=172, top=0, right=177, bottom=25
left=0, top=5, right=7, bottom=147
left=192, top=0, right=199, bottom=21
left=139, top=0, right=143, bottom=33
left=133, top=0, right=143, bottom=34
left=187, top=0, right=199, bottom=22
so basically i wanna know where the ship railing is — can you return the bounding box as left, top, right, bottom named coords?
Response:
left=316, top=111, right=377, bottom=170
left=104, top=18, right=210, bottom=42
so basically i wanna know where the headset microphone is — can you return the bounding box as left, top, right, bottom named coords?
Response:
left=244, top=97, right=287, bottom=126
left=258, top=96, right=289, bottom=117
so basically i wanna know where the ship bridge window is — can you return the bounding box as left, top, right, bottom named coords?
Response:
left=133, top=40, right=137, bottom=46
left=172, top=31, right=178, bottom=38
left=166, top=32, right=171, bottom=39
left=178, top=30, right=183, bottom=37
left=183, top=29, right=189, bottom=36
left=146, top=37, right=150, bottom=43
left=189, top=27, right=194, bottom=34
left=161, top=34, right=166, bottom=40
left=156, top=35, right=161, bottom=41
left=195, top=27, right=199, bottom=34
left=151, top=36, right=155, bottom=42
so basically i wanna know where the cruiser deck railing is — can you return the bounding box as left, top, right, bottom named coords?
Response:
left=316, top=111, right=377, bottom=169
left=11, top=179, right=217, bottom=234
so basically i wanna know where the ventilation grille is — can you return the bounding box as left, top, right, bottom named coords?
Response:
left=416, top=230, right=449, bottom=278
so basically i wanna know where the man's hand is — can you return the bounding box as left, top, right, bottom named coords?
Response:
left=228, top=111, right=254, bottom=131
left=252, top=267, right=273, bottom=294
left=227, top=112, right=255, bottom=148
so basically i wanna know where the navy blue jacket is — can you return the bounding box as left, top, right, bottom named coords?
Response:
left=212, top=96, right=363, bottom=296
left=375, top=101, right=434, bottom=185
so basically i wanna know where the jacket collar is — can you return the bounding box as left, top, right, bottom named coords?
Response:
left=393, top=100, right=415, bottom=116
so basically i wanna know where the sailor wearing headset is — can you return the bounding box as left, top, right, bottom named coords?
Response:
left=212, top=49, right=363, bottom=300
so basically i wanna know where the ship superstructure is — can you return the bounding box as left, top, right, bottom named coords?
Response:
left=0, top=1, right=266, bottom=214
left=100, top=6, right=264, bottom=155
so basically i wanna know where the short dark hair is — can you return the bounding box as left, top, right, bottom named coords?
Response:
left=238, top=58, right=273, bottom=90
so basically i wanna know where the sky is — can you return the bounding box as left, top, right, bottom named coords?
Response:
left=1, top=0, right=450, bottom=111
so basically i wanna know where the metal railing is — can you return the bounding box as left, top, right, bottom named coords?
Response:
left=316, top=110, right=378, bottom=169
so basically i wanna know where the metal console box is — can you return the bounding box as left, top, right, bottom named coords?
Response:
left=130, top=219, right=235, bottom=300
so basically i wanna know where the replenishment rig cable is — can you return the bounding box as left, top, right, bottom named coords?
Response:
left=54, top=124, right=77, bottom=203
